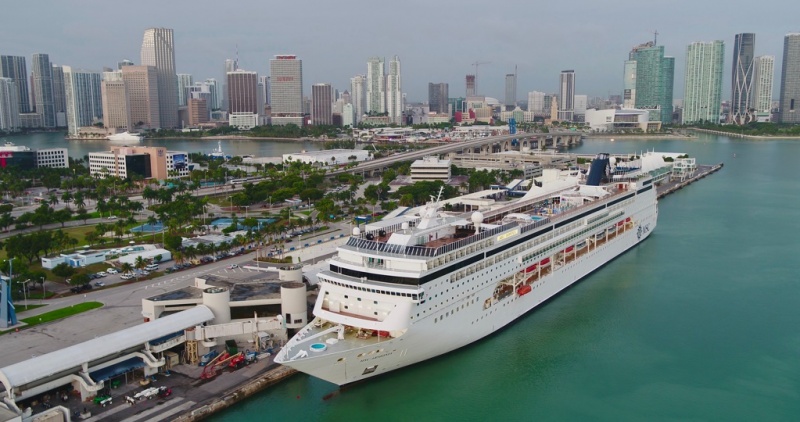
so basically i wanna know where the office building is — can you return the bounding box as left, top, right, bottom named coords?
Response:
left=558, top=70, right=575, bottom=121
left=366, top=57, right=385, bottom=114
left=505, top=73, right=517, bottom=108
left=731, top=33, right=756, bottom=124
left=36, top=148, right=69, bottom=168
left=428, top=83, right=449, bottom=114
left=527, top=91, right=546, bottom=114
left=411, top=156, right=451, bottom=182
left=89, top=146, right=189, bottom=180
left=259, top=75, right=270, bottom=107
left=101, top=71, right=131, bottom=130
left=751, top=56, right=775, bottom=121
left=573, top=94, right=588, bottom=121
left=31, top=54, right=56, bottom=128
left=226, top=70, right=258, bottom=115
left=140, top=28, right=178, bottom=128
left=628, top=41, right=674, bottom=124
left=51, top=65, right=67, bottom=126
left=0, top=56, right=30, bottom=113
left=623, top=59, right=637, bottom=108
left=121, top=65, right=160, bottom=129
left=187, top=98, right=208, bottom=126
left=386, top=56, right=402, bottom=125
left=269, top=55, right=303, bottom=126
left=202, top=78, right=219, bottom=110
left=177, top=73, right=193, bottom=106
left=778, top=33, right=800, bottom=123
left=63, top=66, right=102, bottom=136
left=350, top=75, right=366, bottom=123
left=683, top=41, right=725, bottom=124
left=0, top=78, right=20, bottom=131
left=466, top=75, right=476, bottom=97
left=311, top=83, right=333, bottom=125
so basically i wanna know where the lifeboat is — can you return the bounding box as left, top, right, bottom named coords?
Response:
left=524, top=264, right=538, bottom=273
left=564, top=246, right=574, bottom=253
left=517, top=285, right=532, bottom=296
left=540, top=258, right=550, bottom=266
left=617, top=220, right=624, bottom=227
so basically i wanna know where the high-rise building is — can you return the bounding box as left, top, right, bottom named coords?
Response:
left=527, top=91, right=546, bottom=114
left=187, top=97, right=208, bottom=126
left=311, top=83, right=333, bottom=125
left=63, top=66, right=102, bottom=136
left=683, top=41, right=725, bottom=124
left=269, top=55, right=303, bottom=126
left=121, top=65, right=160, bottom=129
left=350, top=75, right=366, bottom=123
left=466, top=75, right=476, bottom=97
left=202, top=78, right=219, bottom=110
left=623, top=60, right=637, bottom=108
left=751, top=56, right=775, bottom=120
left=31, top=54, right=56, bottom=127
left=366, top=57, right=385, bottom=114
left=573, top=94, right=588, bottom=121
left=226, top=70, right=258, bottom=114
left=505, top=73, right=517, bottom=107
left=428, top=83, right=449, bottom=114
left=386, top=56, right=402, bottom=125
left=140, top=28, right=178, bottom=128
left=118, top=59, right=135, bottom=70
left=628, top=42, right=674, bottom=124
left=558, top=70, right=575, bottom=121
left=259, top=75, right=270, bottom=107
left=0, top=56, right=30, bottom=113
left=51, top=65, right=67, bottom=127
left=177, top=73, right=193, bottom=106
left=778, top=33, right=800, bottom=124
left=0, top=78, right=21, bottom=131
left=101, top=71, right=131, bottom=130
left=731, top=33, right=756, bottom=124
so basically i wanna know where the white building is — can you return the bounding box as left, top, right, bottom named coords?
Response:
left=283, top=149, right=371, bottom=167
left=751, top=55, right=775, bottom=121
left=36, top=148, right=69, bottom=168
left=117, top=247, right=172, bottom=266
left=177, top=73, right=193, bottom=106
left=574, top=94, right=588, bottom=120
left=229, top=112, right=259, bottom=129
left=527, top=91, right=546, bottom=114
left=63, top=66, right=102, bottom=136
left=350, top=74, right=366, bottom=124
left=342, top=103, right=355, bottom=127
left=584, top=108, right=662, bottom=132
left=386, top=56, right=403, bottom=125
left=0, top=77, right=21, bottom=132
left=42, top=250, right=108, bottom=269
left=269, top=55, right=303, bottom=126
left=410, top=156, right=451, bottom=182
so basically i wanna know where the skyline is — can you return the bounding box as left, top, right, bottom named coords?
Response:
left=2, top=1, right=799, bottom=103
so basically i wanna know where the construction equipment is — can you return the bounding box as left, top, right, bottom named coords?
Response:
left=200, top=352, right=243, bottom=379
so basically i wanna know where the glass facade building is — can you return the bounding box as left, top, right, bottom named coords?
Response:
left=778, top=33, right=800, bottom=124
left=683, top=41, right=724, bottom=124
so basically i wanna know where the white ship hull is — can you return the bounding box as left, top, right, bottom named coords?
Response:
left=277, top=170, right=657, bottom=385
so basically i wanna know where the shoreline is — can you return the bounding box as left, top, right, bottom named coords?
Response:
left=584, top=133, right=697, bottom=140
left=688, top=128, right=800, bottom=139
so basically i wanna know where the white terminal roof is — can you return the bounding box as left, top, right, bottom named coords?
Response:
left=0, top=305, right=213, bottom=391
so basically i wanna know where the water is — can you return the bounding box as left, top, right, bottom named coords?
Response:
left=1, top=131, right=324, bottom=159
left=210, top=133, right=800, bottom=421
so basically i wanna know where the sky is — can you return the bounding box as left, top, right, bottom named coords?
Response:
left=2, top=0, right=798, bottom=103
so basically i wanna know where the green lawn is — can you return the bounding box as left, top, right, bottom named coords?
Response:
left=15, top=304, right=46, bottom=312
left=0, top=301, right=103, bottom=334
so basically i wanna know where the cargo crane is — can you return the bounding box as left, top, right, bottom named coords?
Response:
left=199, top=351, right=243, bottom=380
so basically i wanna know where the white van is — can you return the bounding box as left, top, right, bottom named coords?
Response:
left=145, top=264, right=159, bottom=271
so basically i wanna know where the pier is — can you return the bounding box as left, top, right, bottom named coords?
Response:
left=656, top=163, right=724, bottom=199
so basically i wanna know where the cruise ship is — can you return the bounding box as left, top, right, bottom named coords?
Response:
left=275, top=154, right=658, bottom=385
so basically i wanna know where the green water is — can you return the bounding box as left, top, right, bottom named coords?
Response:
left=212, top=134, right=800, bottom=421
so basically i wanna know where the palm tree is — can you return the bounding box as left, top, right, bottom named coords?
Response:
left=120, top=262, right=133, bottom=277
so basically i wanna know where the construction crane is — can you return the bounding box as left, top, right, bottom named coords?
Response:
left=471, top=60, right=491, bottom=95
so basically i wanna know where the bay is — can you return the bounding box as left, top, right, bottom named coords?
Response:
left=211, top=133, right=800, bottom=421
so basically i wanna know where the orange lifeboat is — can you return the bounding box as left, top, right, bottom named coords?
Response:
left=517, top=285, right=532, bottom=296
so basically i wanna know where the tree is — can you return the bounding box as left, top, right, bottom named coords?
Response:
left=70, top=272, right=90, bottom=286
left=52, top=262, right=76, bottom=278
left=120, top=262, right=133, bottom=276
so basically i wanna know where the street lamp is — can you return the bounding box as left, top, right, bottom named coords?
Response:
left=40, top=277, right=45, bottom=299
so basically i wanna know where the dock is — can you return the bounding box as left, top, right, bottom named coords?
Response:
left=656, top=163, right=723, bottom=199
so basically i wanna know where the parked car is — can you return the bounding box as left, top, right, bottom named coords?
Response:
left=145, top=264, right=158, bottom=271
left=97, top=271, right=107, bottom=277
left=70, top=284, right=93, bottom=293
left=227, top=264, right=239, bottom=269
left=106, top=268, right=118, bottom=274
left=95, top=281, right=105, bottom=287
left=107, top=215, right=117, bottom=220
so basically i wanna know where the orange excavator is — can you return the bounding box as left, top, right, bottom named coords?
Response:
left=199, top=351, right=243, bottom=380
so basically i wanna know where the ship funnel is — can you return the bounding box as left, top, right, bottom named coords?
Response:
left=586, top=153, right=611, bottom=186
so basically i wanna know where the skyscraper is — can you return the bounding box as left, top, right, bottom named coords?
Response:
left=311, top=83, right=333, bottom=126
left=350, top=75, right=366, bottom=123
left=751, top=56, right=775, bottom=120
left=269, top=55, right=303, bottom=126
left=386, top=56, right=402, bottom=125
left=683, top=41, right=725, bottom=124
left=0, top=78, right=21, bottom=131
left=466, top=75, right=476, bottom=97
left=623, top=59, right=637, bottom=108
left=51, top=65, right=67, bottom=127
left=0, top=56, right=30, bottom=113
left=101, top=71, right=131, bottom=130
left=32, top=54, right=56, bottom=127
left=203, top=78, right=219, bottom=110
left=177, top=73, right=193, bottom=106
left=140, top=28, right=178, bottom=128
left=226, top=70, right=258, bottom=115
left=63, top=66, right=102, bottom=135
left=259, top=75, right=270, bottom=107
left=366, top=57, right=385, bottom=114
left=527, top=91, right=546, bottom=114
left=558, top=70, right=575, bottom=121
left=505, top=72, right=517, bottom=108
left=629, top=42, right=674, bottom=124
left=121, top=65, right=160, bottom=129
left=428, top=83, right=449, bottom=114
left=778, top=33, right=800, bottom=124
left=731, top=33, right=756, bottom=124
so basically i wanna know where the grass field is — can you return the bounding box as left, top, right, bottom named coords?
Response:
left=0, top=301, right=103, bottom=334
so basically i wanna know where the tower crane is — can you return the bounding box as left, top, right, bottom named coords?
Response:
left=471, top=60, right=491, bottom=95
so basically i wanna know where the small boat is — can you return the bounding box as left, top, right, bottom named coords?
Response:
left=107, top=131, right=143, bottom=142
left=208, top=141, right=231, bottom=160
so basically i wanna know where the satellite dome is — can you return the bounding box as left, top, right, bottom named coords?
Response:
left=471, top=211, right=485, bottom=225
left=352, top=227, right=361, bottom=236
